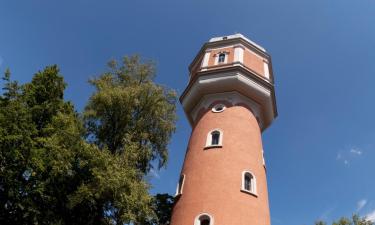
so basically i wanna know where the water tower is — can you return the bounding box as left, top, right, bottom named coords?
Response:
left=171, top=34, right=277, bottom=225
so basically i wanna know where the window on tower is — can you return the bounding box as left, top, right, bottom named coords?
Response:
left=241, top=171, right=257, bottom=196
left=262, top=149, right=266, bottom=167
left=175, top=174, right=185, bottom=196
left=218, top=53, right=226, bottom=63
left=194, top=214, right=213, bottom=225
left=205, top=129, right=223, bottom=148
left=212, top=104, right=226, bottom=113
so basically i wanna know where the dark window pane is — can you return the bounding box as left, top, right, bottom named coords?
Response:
left=244, top=173, right=252, bottom=191
left=218, top=53, right=225, bottom=63
left=211, top=132, right=220, bottom=145
left=201, top=219, right=210, bottom=225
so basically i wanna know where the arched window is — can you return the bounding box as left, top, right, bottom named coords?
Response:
left=218, top=53, right=226, bottom=63
left=175, top=174, right=185, bottom=196
left=241, top=171, right=257, bottom=195
left=244, top=173, right=252, bottom=191
left=205, top=129, right=223, bottom=148
left=194, top=213, right=214, bottom=225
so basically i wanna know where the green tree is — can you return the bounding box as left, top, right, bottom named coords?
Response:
left=84, top=55, right=177, bottom=174
left=351, top=214, right=374, bottom=225
left=0, top=57, right=177, bottom=225
left=314, top=214, right=373, bottom=225
left=0, top=66, right=88, bottom=224
left=333, top=217, right=352, bottom=225
left=151, top=193, right=174, bottom=225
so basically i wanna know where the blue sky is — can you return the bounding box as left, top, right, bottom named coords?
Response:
left=1, top=1, right=375, bottom=224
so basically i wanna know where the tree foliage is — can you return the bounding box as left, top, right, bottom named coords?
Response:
left=84, top=55, right=177, bottom=173
left=145, top=193, right=174, bottom=225
left=315, top=214, right=374, bottom=225
left=0, top=56, right=177, bottom=224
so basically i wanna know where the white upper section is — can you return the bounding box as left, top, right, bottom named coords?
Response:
left=209, top=33, right=266, bottom=52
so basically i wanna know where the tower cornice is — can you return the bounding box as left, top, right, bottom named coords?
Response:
left=180, top=65, right=277, bottom=130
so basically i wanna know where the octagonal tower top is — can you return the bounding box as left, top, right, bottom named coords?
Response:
left=180, top=33, right=277, bottom=131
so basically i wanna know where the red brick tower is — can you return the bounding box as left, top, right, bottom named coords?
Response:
left=170, top=34, right=277, bottom=225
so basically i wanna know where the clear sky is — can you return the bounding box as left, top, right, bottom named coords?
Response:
left=1, top=1, right=375, bottom=224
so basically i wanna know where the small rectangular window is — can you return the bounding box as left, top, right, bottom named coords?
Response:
left=176, top=174, right=185, bottom=195
left=218, top=53, right=225, bottom=63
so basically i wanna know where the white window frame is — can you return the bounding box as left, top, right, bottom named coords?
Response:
left=175, top=174, right=185, bottom=196
left=194, top=213, right=214, bottom=225
left=205, top=129, right=223, bottom=148
left=241, top=171, right=257, bottom=196
left=262, top=149, right=266, bottom=167
left=211, top=104, right=226, bottom=113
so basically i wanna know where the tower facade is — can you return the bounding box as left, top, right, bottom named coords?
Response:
left=171, top=34, right=277, bottom=225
